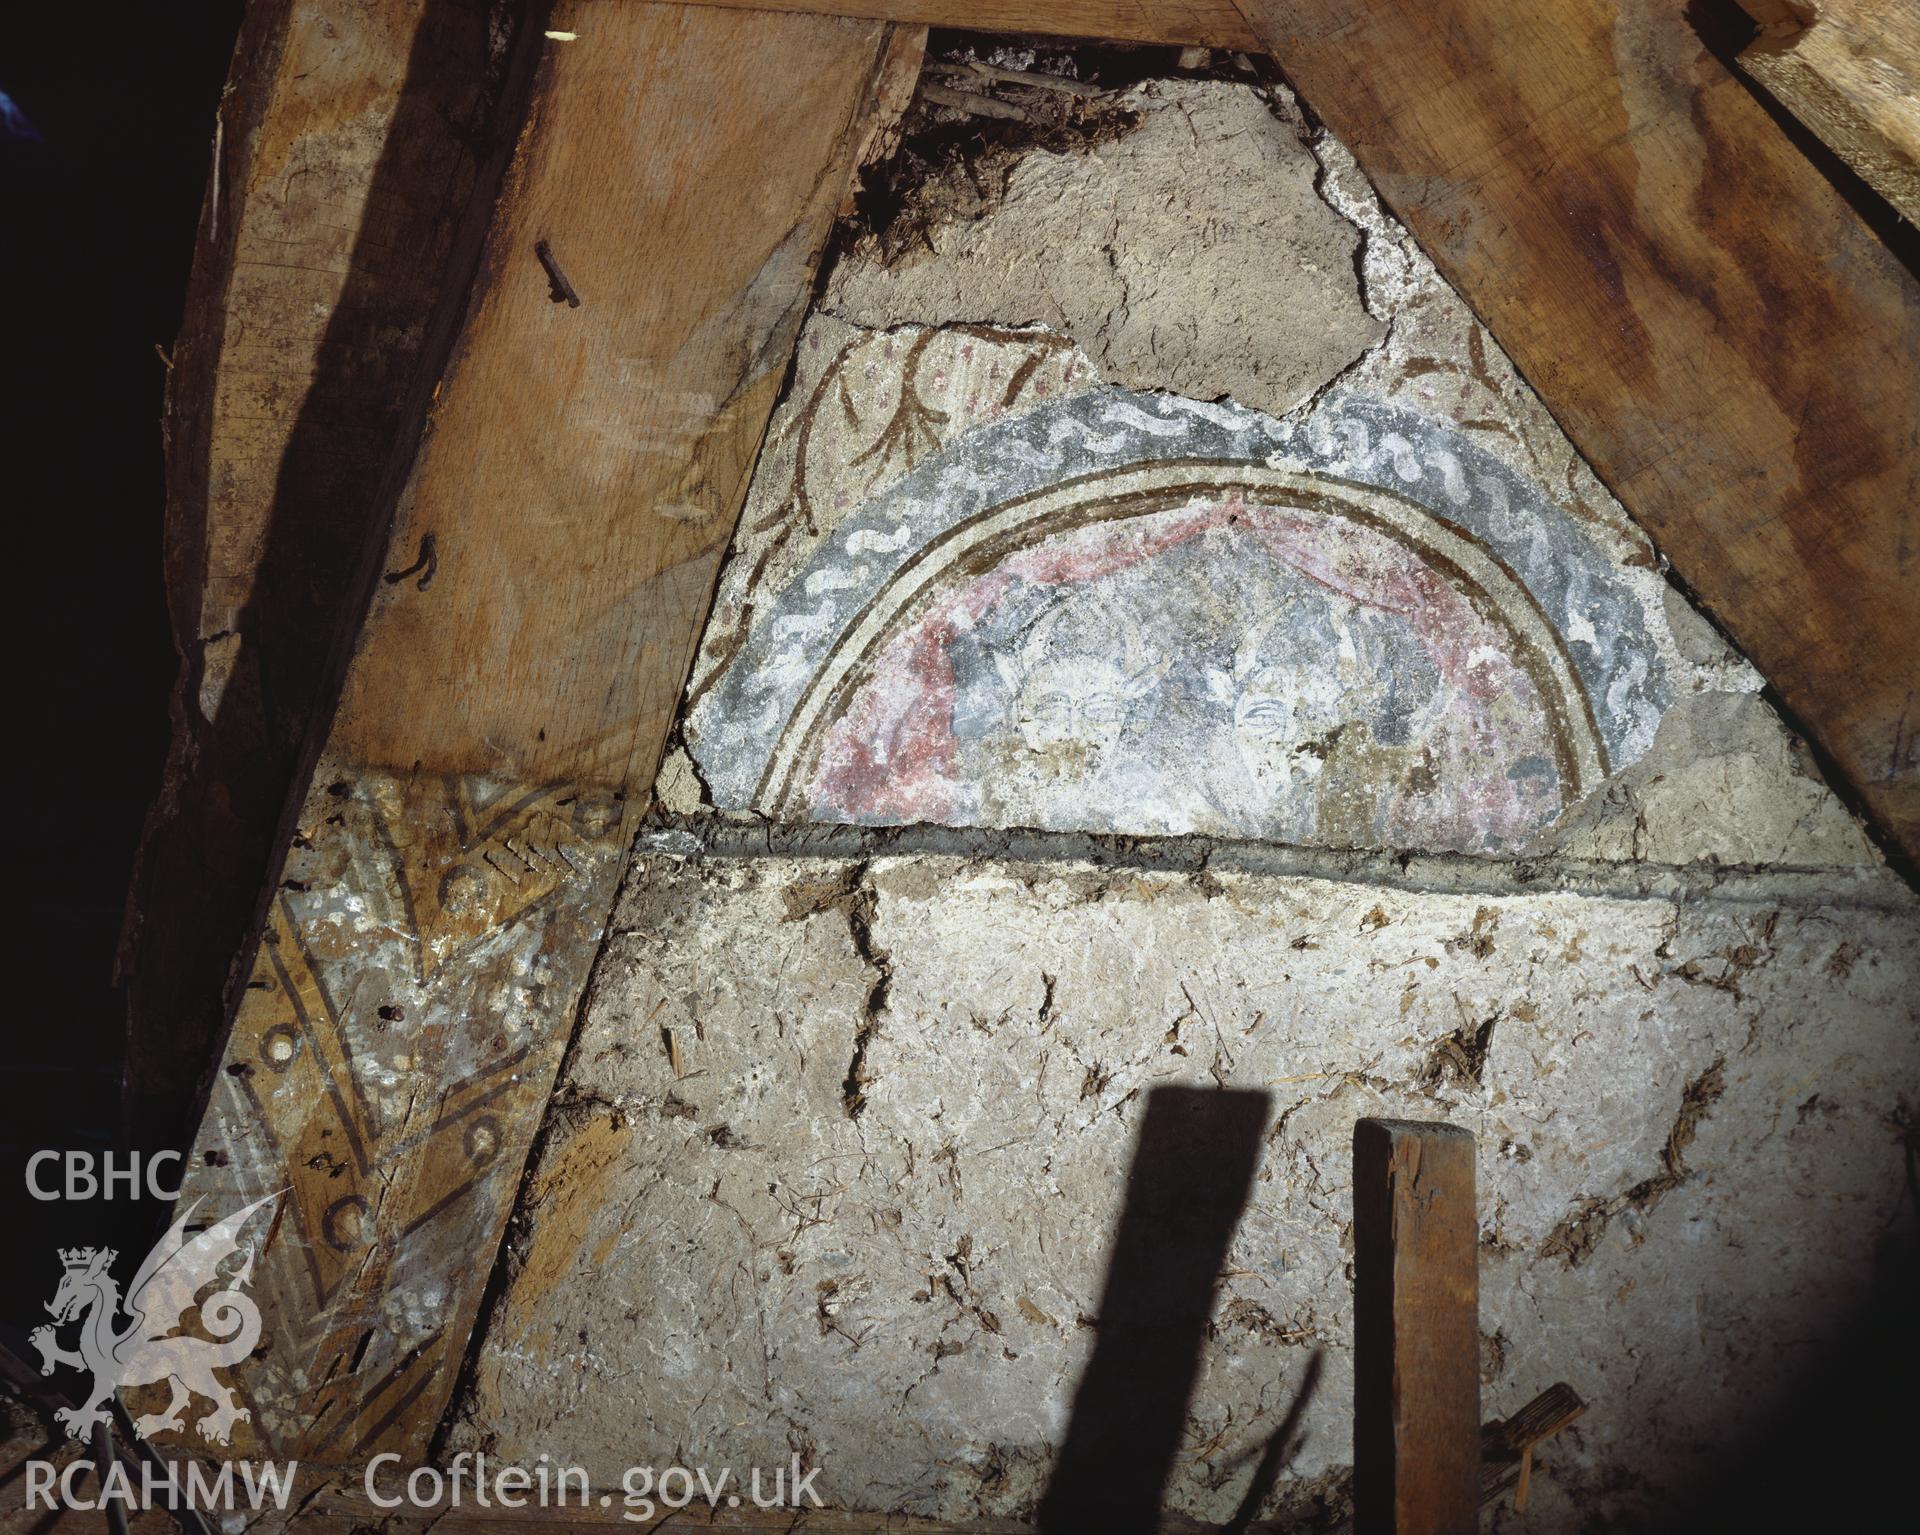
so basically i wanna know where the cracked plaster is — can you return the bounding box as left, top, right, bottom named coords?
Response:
left=462, top=60, right=1919, bottom=1535
left=463, top=853, right=1920, bottom=1528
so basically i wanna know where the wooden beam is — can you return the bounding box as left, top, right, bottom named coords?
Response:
left=1479, top=1382, right=1586, bottom=1510
left=170, top=2, right=919, bottom=1464
left=643, top=0, right=1262, bottom=50
left=125, top=0, right=517, bottom=1154
left=1352, top=1119, right=1479, bottom=1535
left=1737, top=0, right=1920, bottom=226
left=1235, top=0, right=1920, bottom=867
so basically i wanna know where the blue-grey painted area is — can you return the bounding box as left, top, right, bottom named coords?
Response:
left=689, top=390, right=1671, bottom=835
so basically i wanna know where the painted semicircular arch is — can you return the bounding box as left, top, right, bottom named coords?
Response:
left=687, top=390, right=1672, bottom=853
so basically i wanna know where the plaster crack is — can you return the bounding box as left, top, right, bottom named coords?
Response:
left=838, top=861, right=894, bottom=1117
left=1538, top=1055, right=1728, bottom=1267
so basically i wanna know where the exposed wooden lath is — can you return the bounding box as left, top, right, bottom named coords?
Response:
left=649, top=0, right=1262, bottom=49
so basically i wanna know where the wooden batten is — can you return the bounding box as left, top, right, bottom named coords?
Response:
left=1352, top=1119, right=1480, bottom=1535
left=642, top=0, right=1262, bottom=49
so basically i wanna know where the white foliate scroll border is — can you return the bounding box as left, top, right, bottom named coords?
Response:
left=686, top=389, right=1673, bottom=811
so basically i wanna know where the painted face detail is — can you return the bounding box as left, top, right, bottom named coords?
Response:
left=1207, top=599, right=1440, bottom=801
left=1227, top=664, right=1342, bottom=791
left=1016, top=657, right=1144, bottom=758
left=995, top=601, right=1167, bottom=778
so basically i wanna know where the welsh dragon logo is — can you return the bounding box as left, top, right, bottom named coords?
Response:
left=30, top=1194, right=275, bottom=1445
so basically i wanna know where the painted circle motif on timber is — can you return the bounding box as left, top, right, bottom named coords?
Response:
left=687, top=392, right=1671, bottom=853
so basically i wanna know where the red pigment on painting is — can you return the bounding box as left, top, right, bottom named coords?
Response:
left=808, top=497, right=1565, bottom=848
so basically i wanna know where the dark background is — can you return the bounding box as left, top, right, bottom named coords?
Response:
left=0, top=3, right=244, bottom=1321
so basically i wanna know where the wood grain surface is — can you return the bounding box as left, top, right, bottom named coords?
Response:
left=330, top=5, right=922, bottom=789
left=1352, top=1119, right=1480, bottom=1535
left=643, top=0, right=1260, bottom=49
left=1236, top=0, right=1920, bottom=867
left=126, top=0, right=515, bottom=1151
left=168, top=2, right=916, bottom=1463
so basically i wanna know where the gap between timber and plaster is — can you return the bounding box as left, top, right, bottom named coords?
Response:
left=633, top=812, right=1915, bottom=915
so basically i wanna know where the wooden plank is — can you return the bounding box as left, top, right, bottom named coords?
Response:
left=169, top=2, right=918, bottom=1464
left=643, top=0, right=1261, bottom=50
left=124, top=0, right=517, bottom=1153
left=1352, top=1119, right=1479, bottom=1535
left=1235, top=0, right=1920, bottom=868
left=1479, top=1382, right=1586, bottom=1508
left=324, top=11, right=925, bottom=785
left=1738, top=0, right=1920, bottom=226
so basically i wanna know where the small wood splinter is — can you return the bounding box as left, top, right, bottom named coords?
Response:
left=535, top=239, right=581, bottom=307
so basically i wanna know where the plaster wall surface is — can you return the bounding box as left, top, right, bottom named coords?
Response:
left=464, top=849, right=1919, bottom=1528
left=461, top=58, right=1920, bottom=1534
left=676, top=76, right=1882, bottom=874
left=819, top=79, right=1384, bottom=421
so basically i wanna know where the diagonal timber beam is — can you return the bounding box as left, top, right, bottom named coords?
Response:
left=172, top=2, right=922, bottom=1464
left=1231, top=0, right=1920, bottom=867
left=127, top=0, right=522, bottom=1157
